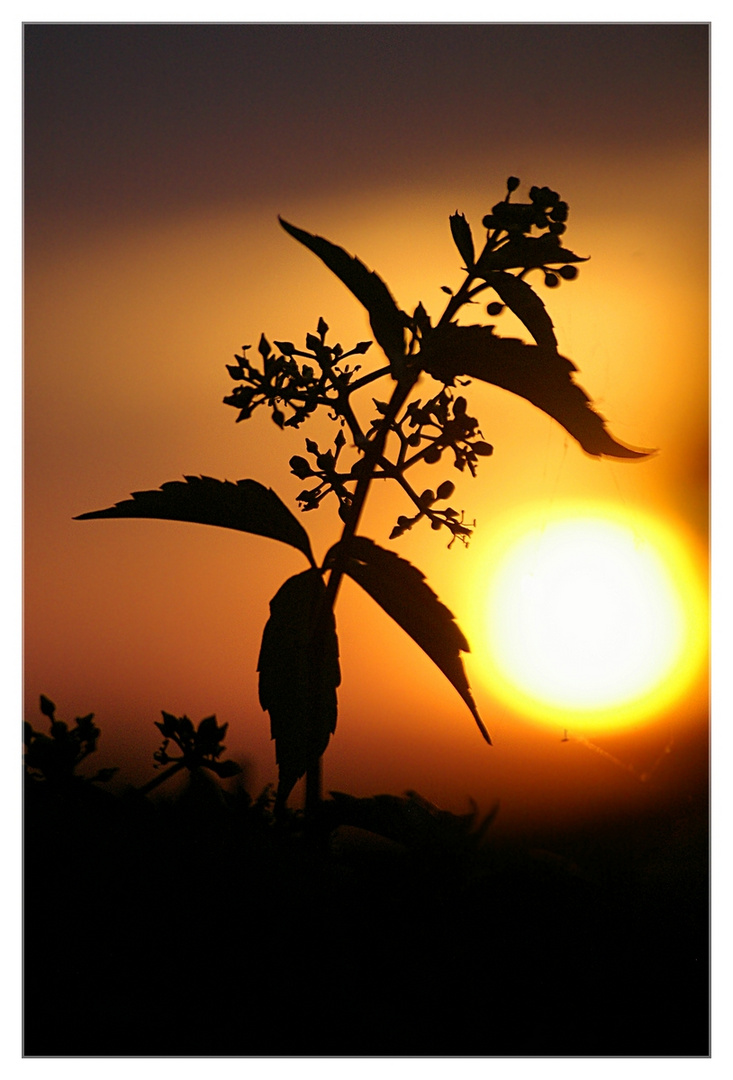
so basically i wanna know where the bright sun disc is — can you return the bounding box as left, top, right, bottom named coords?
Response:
left=479, top=505, right=706, bottom=731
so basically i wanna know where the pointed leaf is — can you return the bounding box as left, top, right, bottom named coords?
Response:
left=39, top=694, right=56, bottom=719
left=449, top=212, right=475, bottom=269
left=75, top=476, right=316, bottom=565
left=328, top=537, right=490, bottom=745
left=279, top=218, right=407, bottom=375
left=258, top=569, right=341, bottom=806
left=411, top=302, right=432, bottom=341
left=477, top=234, right=588, bottom=273
left=487, top=271, right=557, bottom=350
left=421, top=324, right=652, bottom=459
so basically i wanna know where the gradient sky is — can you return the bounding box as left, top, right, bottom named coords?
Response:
left=24, top=23, right=709, bottom=829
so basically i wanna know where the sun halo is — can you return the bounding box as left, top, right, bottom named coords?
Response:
left=468, top=502, right=706, bottom=734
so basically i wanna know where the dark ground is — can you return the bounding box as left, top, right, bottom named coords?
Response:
left=24, top=772, right=709, bottom=1057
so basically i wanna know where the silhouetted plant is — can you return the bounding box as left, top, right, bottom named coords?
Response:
left=137, top=710, right=243, bottom=795
left=23, top=694, right=118, bottom=787
left=77, top=178, right=649, bottom=813
left=321, top=789, right=499, bottom=855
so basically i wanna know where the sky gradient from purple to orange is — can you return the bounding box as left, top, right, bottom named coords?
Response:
left=24, top=23, right=709, bottom=829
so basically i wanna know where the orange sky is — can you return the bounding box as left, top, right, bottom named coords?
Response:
left=23, top=25, right=709, bottom=830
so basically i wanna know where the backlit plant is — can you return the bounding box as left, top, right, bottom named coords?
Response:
left=77, top=178, right=648, bottom=813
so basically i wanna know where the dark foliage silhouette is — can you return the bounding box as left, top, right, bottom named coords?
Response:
left=138, top=710, right=242, bottom=795
left=23, top=697, right=708, bottom=1056
left=23, top=695, right=118, bottom=788
left=76, top=178, right=650, bottom=811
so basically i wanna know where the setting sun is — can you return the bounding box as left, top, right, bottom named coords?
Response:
left=476, top=504, right=707, bottom=732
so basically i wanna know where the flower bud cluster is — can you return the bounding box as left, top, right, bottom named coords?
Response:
left=389, top=498, right=474, bottom=549
left=380, top=389, right=492, bottom=545
left=405, top=390, right=493, bottom=478
left=471, top=178, right=586, bottom=284
left=223, top=320, right=370, bottom=429
left=153, top=712, right=241, bottom=779
left=482, top=178, right=569, bottom=238
left=290, top=428, right=355, bottom=520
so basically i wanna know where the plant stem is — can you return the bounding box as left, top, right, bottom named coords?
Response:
left=304, top=253, right=485, bottom=811
left=137, top=760, right=186, bottom=796
left=303, top=373, right=418, bottom=812
left=304, top=754, right=322, bottom=817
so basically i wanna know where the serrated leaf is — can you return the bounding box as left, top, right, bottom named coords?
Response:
left=327, top=537, right=490, bottom=745
left=75, top=476, right=316, bottom=565
left=478, top=234, right=588, bottom=273
left=258, top=569, right=341, bottom=806
left=487, top=271, right=557, bottom=350
left=449, top=212, right=475, bottom=269
left=421, top=324, right=652, bottom=459
left=279, top=218, right=407, bottom=376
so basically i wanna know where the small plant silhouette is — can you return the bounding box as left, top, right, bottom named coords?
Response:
left=138, top=711, right=242, bottom=795
left=77, top=178, right=649, bottom=812
left=23, top=694, right=118, bottom=788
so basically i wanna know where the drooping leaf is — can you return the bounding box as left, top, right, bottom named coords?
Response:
left=487, top=271, right=557, bottom=350
left=258, top=569, right=341, bottom=806
left=278, top=218, right=407, bottom=375
left=449, top=212, right=475, bottom=269
left=421, top=323, right=652, bottom=459
left=477, top=234, right=588, bottom=273
left=323, top=790, right=499, bottom=851
left=327, top=536, right=490, bottom=745
left=75, top=476, right=316, bottom=565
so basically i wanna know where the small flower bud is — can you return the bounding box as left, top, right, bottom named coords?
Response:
left=289, top=456, right=312, bottom=479
left=486, top=302, right=504, bottom=316
left=550, top=201, right=569, bottom=223
left=473, top=441, right=494, bottom=456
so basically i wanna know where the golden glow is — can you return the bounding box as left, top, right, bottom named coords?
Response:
left=470, top=503, right=707, bottom=733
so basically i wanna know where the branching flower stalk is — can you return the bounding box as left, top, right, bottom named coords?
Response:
left=77, top=178, right=651, bottom=815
